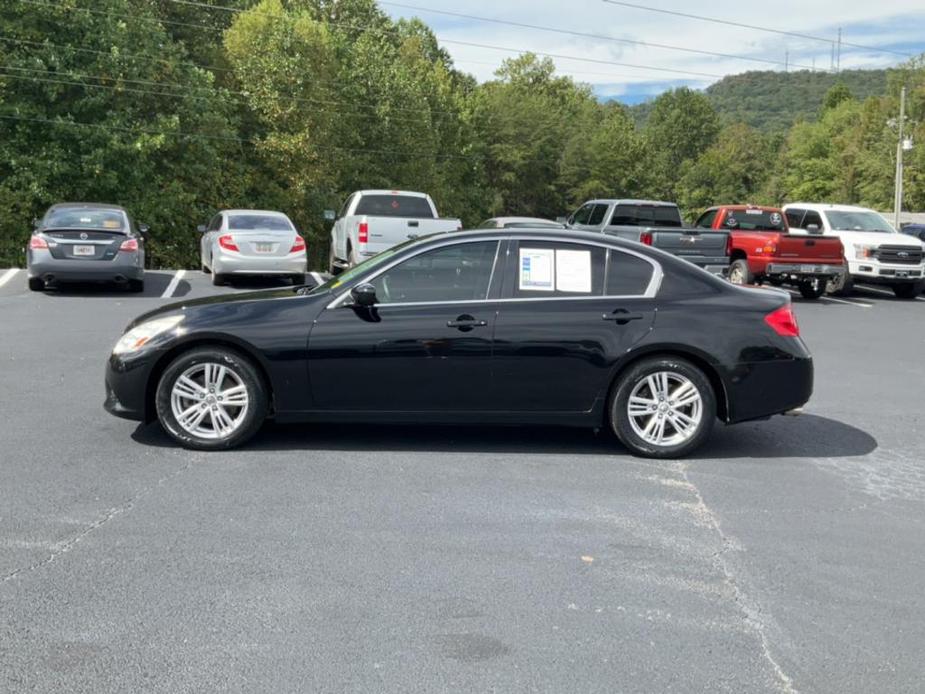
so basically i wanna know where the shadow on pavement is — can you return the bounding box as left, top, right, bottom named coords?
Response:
left=37, top=271, right=181, bottom=299
left=132, top=413, right=876, bottom=460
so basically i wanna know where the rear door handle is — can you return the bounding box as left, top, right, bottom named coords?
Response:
left=408, top=220, right=420, bottom=227
left=447, top=314, right=488, bottom=331
left=602, top=309, right=644, bottom=325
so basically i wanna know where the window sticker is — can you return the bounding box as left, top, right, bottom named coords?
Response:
left=769, top=212, right=782, bottom=226
left=519, top=248, right=554, bottom=291
left=555, top=249, right=592, bottom=292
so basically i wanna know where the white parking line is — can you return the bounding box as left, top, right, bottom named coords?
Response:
left=823, top=296, right=873, bottom=308
left=856, top=285, right=894, bottom=296
left=309, top=271, right=325, bottom=286
left=0, top=268, right=19, bottom=288
left=161, top=269, right=186, bottom=298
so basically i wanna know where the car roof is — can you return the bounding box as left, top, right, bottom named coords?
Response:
left=713, top=204, right=782, bottom=212
left=47, top=202, right=127, bottom=212
left=585, top=199, right=678, bottom=207
left=490, top=216, right=562, bottom=224
left=356, top=190, right=430, bottom=198
left=784, top=202, right=880, bottom=213
left=221, top=209, right=292, bottom=217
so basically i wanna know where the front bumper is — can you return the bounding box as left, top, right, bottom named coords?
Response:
left=28, top=250, right=143, bottom=283
left=104, top=351, right=160, bottom=422
left=847, top=260, right=924, bottom=284
left=765, top=263, right=844, bottom=278
left=213, top=250, right=307, bottom=276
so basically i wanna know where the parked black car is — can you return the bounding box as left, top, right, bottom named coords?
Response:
left=105, top=229, right=813, bottom=458
left=27, top=203, right=149, bottom=292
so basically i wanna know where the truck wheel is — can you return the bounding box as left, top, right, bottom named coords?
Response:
left=799, top=279, right=825, bottom=300
left=328, top=245, right=341, bottom=275
left=28, top=277, right=45, bottom=291
left=893, top=282, right=923, bottom=299
left=610, top=356, right=716, bottom=459
left=827, top=273, right=853, bottom=297
left=728, top=259, right=753, bottom=286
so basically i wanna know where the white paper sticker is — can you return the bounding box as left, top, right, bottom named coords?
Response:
left=555, top=249, right=592, bottom=292
left=519, top=248, right=554, bottom=291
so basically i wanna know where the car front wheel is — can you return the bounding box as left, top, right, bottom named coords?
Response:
left=610, top=357, right=716, bottom=459
left=155, top=348, right=268, bottom=450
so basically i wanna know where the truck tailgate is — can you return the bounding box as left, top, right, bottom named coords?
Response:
left=776, top=235, right=843, bottom=265
left=652, top=228, right=728, bottom=260
left=357, top=216, right=459, bottom=255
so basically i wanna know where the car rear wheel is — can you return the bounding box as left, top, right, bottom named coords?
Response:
left=728, top=259, right=753, bottom=286
left=201, top=264, right=211, bottom=274
left=893, top=282, right=923, bottom=299
left=155, top=347, right=268, bottom=450
left=328, top=244, right=342, bottom=275
left=610, top=357, right=716, bottom=459
left=212, top=272, right=227, bottom=286
left=28, top=277, right=45, bottom=292
left=799, top=279, right=825, bottom=300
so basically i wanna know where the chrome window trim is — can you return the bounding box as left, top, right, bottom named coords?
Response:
left=325, top=234, right=663, bottom=309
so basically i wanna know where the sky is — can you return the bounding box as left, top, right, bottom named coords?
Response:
left=381, top=0, right=925, bottom=104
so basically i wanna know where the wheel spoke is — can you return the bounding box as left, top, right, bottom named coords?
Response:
left=650, top=416, right=667, bottom=444
left=211, top=365, right=227, bottom=391
left=174, top=375, right=205, bottom=400
left=646, top=375, right=661, bottom=399
left=629, top=395, right=655, bottom=416
left=211, top=405, right=235, bottom=434
left=219, top=384, right=248, bottom=407
left=178, top=403, right=209, bottom=431
left=667, top=413, right=693, bottom=436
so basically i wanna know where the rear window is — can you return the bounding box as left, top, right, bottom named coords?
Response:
left=227, top=214, right=293, bottom=231
left=721, top=209, right=786, bottom=231
left=609, top=204, right=682, bottom=228
left=355, top=195, right=435, bottom=218
left=45, top=207, right=125, bottom=231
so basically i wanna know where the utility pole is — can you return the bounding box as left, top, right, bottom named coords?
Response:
left=836, top=28, right=842, bottom=72
left=894, top=86, right=907, bottom=230
left=785, top=50, right=789, bottom=72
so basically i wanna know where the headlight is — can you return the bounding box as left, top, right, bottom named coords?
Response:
left=853, top=244, right=876, bottom=259
left=113, top=315, right=183, bottom=355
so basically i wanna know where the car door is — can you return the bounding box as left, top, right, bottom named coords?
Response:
left=307, top=239, right=503, bottom=412
left=491, top=239, right=659, bottom=413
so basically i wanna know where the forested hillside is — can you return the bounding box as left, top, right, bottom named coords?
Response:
left=1, top=1, right=923, bottom=270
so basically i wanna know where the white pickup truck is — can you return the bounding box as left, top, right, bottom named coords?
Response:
left=326, top=190, right=462, bottom=273
left=783, top=203, right=925, bottom=298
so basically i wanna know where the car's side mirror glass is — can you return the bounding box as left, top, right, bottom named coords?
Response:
left=138, top=223, right=151, bottom=235
left=350, top=283, right=377, bottom=307
left=323, top=209, right=336, bottom=222
left=806, top=224, right=821, bottom=234
left=32, top=217, right=41, bottom=229
left=196, top=224, right=207, bottom=233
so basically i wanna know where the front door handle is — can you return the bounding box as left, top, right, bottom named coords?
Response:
left=447, top=314, right=488, bottom=331
left=602, top=309, right=644, bottom=325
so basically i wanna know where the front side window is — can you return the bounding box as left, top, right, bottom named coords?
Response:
left=208, top=214, right=223, bottom=231
left=587, top=204, right=608, bottom=226
left=695, top=209, right=718, bottom=228
left=825, top=210, right=895, bottom=233
left=354, top=195, right=435, bottom=218
left=45, top=207, right=126, bottom=231
left=571, top=204, right=594, bottom=225
left=606, top=250, right=655, bottom=296
left=514, top=241, right=605, bottom=297
left=370, top=241, right=498, bottom=304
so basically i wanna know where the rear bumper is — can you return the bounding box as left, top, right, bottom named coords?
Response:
left=28, top=251, right=143, bottom=282
left=765, top=263, right=844, bottom=278
left=726, top=355, right=814, bottom=424
left=213, top=250, right=307, bottom=275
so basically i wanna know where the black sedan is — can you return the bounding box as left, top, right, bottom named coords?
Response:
left=105, top=229, right=813, bottom=458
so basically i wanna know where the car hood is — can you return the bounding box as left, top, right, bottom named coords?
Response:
left=828, top=230, right=925, bottom=247
left=125, top=286, right=329, bottom=331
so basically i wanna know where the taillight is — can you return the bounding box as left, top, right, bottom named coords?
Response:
left=639, top=231, right=653, bottom=246
left=218, top=234, right=239, bottom=252
left=358, top=222, right=369, bottom=244
left=119, top=237, right=138, bottom=252
left=765, top=305, right=800, bottom=337
left=29, top=235, right=48, bottom=249
left=289, top=235, right=306, bottom=254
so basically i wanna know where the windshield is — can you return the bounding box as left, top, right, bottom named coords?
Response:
left=722, top=209, right=786, bottom=231
left=826, top=211, right=895, bottom=233
left=307, top=237, right=424, bottom=295
left=228, top=214, right=293, bottom=231
left=45, top=207, right=126, bottom=231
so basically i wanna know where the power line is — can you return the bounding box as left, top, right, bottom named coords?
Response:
left=379, top=1, right=816, bottom=71
left=600, top=0, right=914, bottom=58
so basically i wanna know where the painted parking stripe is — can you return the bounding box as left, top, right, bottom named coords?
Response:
left=309, top=271, right=326, bottom=286
left=161, top=269, right=186, bottom=298
left=823, top=295, right=872, bottom=308
left=0, top=268, right=19, bottom=288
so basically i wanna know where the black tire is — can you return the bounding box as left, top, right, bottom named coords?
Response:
left=290, top=273, right=306, bottom=285
left=28, top=277, right=45, bottom=291
left=155, top=347, right=268, bottom=450
left=347, top=244, right=361, bottom=269
left=609, top=356, right=716, bottom=459
left=893, top=282, right=923, bottom=299
left=128, top=279, right=144, bottom=293
left=799, top=279, right=825, bottom=300
left=201, top=264, right=211, bottom=274
left=328, top=244, right=342, bottom=276
left=212, top=272, right=227, bottom=286
left=728, top=259, right=753, bottom=286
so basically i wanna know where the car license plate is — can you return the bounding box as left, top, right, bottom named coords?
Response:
left=255, top=242, right=273, bottom=253
left=73, top=245, right=95, bottom=256
left=800, top=265, right=822, bottom=273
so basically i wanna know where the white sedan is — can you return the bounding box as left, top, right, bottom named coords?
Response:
left=199, top=209, right=307, bottom=286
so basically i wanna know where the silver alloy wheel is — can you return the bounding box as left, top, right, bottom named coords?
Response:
left=627, top=371, right=703, bottom=448
left=170, top=362, right=249, bottom=440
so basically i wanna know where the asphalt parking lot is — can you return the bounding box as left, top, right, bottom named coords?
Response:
left=1, top=268, right=924, bottom=693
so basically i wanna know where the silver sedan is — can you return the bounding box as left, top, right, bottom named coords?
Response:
left=199, top=210, right=307, bottom=286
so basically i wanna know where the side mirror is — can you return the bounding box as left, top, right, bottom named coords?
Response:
left=196, top=224, right=207, bottom=233
left=138, top=223, right=150, bottom=235
left=556, top=216, right=567, bottom=224
left=323, top=209, right=336, bottom=222
left=32, top=217, right=41, bottom=229
left=350, top=283, right=377, bottom=307
left=806, top=223, right=821, bottom=234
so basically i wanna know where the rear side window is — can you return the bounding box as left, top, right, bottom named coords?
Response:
left=803, top=211, right=824, bottom=228
left=721, top=209, right=786, bottom=231
left=354, top=195, right=435, bottom=218
left=208, top=214, right=223, bottom=231
left=45, top=207, right=125, bottom=231
left=514, top=241, right=605, bottom=297
left=227, top=214, right=293, bottom=231
left=609, top=204, right=682, bottom=228
left=606, top=251, right=655, bottom=296
left=785, top=209, right=805, bottom=228
left=587, top=204, right=608, bottom=226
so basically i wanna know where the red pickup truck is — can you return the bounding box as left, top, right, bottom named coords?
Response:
left=695, top=205, right=845, bottom=299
